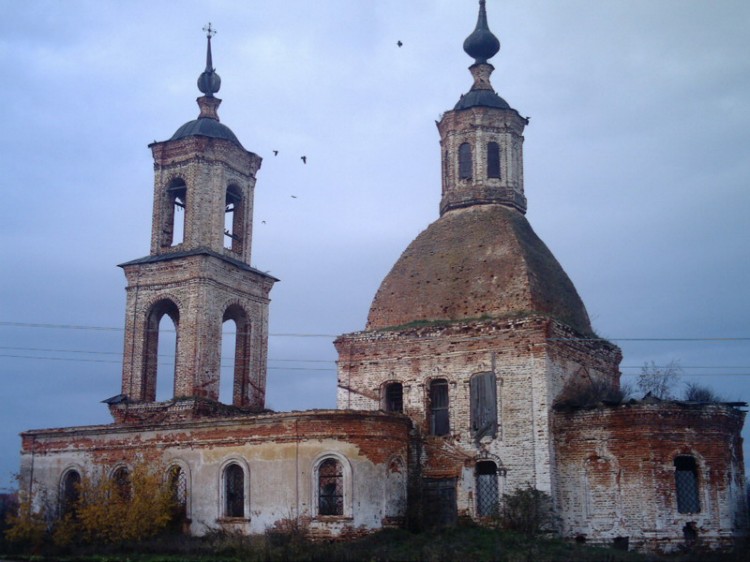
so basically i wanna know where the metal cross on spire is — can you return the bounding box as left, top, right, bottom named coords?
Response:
left=203, top=22, right=217, bottom=39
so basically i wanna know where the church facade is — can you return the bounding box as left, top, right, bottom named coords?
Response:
left=18, top=2, right=747, bottom=553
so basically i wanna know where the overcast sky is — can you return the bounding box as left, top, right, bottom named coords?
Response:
left=1, top=0, right=749, bottom=491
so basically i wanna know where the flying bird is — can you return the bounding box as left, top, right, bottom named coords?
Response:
left=397, top=40, right=403, bottom=47
left=300, top=156, right=307, bottom=164
left=261, top=220, right=266, bottom=224
left=273, top=150, right=278, bottom=156
left=291, top=195, right=298, bottom=199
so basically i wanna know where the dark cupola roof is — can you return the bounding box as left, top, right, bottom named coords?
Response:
left=454, top=0, right=512, bottom=111
left=170, top=23, right=243, bottom=148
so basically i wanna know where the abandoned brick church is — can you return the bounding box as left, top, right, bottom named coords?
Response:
left=18, top=1, right=748, bottom=552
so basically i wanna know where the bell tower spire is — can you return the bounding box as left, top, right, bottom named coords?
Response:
left=437, top=0, right=529, bottom=215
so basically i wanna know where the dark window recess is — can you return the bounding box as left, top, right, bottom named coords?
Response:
left=674, top=456, right=701, bottom=514
left=423, top=478, right=457, bottom=528
left=475, top=461, right=499, bottom=517
left=385, top=382, right=403, bottom=413
left=61, top=470, right=81, bottom=516
left=224, top=464, right=244, bottom=517
left=112, top=467, right=131, bottom=501
left=430, top=379, right=450, bottom=436
left=318, top=459, right=344, bottom=516
left=470, top=372, right=497, bottom=440
left=165, top=179, right=186, bottom=247
left=487, top=142, right=501, bottom=178
left=459, top=143, right=472, bottom=179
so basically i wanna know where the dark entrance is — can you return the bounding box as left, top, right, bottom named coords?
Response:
left=422, top=478, right=457, bottom=527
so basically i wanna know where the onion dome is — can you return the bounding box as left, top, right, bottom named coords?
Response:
left=463, top=0, right=500, bottom=64
left=170, top=24, right=242, bottom=148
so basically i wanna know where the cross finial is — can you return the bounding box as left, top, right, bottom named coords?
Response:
left=203, top=22, right=217, bottom=39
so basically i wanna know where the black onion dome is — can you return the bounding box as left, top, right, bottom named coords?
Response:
left=170, top=118, right=241, bottom=145
left=463, top=0, right=500, bottom=64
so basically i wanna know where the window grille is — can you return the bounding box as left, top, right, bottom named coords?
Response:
left=61, top=470, right=81, bottom=516
left=476, top=462, right=499, bottom=517
left=168, top=465, right=188, bottom=515
left=224, top=463, right=245, bottom=517
left=318, top=458, right=344, bottom=516
left=674, top=456, right=700, bottom=513
left=429, top=379, right=450, bottom=436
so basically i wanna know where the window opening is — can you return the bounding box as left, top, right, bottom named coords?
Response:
left=143, top=299, right=179, bottom=403
left=459, top=143, right=472, bottom=179
left=222, top=305, right=250, bottom=407
left=475, top=461, right=499, bottom=517
left=224, top=186, right=243, bottom=253
left=318, top=458, right=344, bottom=516
left=61, top=470, right=81, bottom=516
left=487, top=142, right=501, bottom=178
left=470, top=372, right=497, bottom=440
left=384, top=382, right=403, bottom=413
left=155, top=314, right=177, bottom=401
left=224, top=463, right=244, bottom=517
left=220, top=319, right=237, bottom=404
left=164, top=179, right=186, bottom=247
left=429, top=379, right=450, bottom=436
left=674, top=456, right=700, bottom=513
left=168, top=465, right=188, bottom=519
left=112, top=467, right=131, bottom=501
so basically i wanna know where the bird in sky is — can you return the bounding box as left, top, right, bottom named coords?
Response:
left=273, top=150, right=278, bottom=156
left=397, top=40, right=403, bottom=47
left=291, top=195, right=297, bottom=199
left=301, top=156, right=307, bottom=164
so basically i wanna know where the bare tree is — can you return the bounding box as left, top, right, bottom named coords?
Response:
left=684, top=381, right=723, bottom=402
left=637, top=360, right=681, bottom=399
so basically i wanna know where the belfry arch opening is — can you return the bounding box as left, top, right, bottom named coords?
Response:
left=221, top=305, right=251, bottom=406
left=224, top=185, right=244, bottom=253
left=143, top=299, right=179, bottom=402
left=164, top=178, right=186, bottom=247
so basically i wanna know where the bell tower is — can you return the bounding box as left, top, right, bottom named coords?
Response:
left=114, top=26, right=276, bottom=421
left=437, top=0, right=528, bottom=215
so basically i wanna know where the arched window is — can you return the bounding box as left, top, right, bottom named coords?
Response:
left=429, top=379, right=450, bottom=436
left=112, top=466, right=131, bottom=501
left=318, top=458, right=344, bottom=516
left=168, top=465, right=188, bottom=519
left=487, top=142, right=501, bottom=178
left=384, top=382, right=403, bottom=413
left=60, top=469, right=81, bottom=516
left=223, top=463, right=245, bottom=518
left=674, top=456, right=700, bottom=514
left=458, top=143, right=472, bottom=179
left=221, top=305, right=251, bottom=406
left=475, top=461, right=499, bottom=517
left=143, top=299, right=179, bottom=402
left=163, top=178, right=186, bottom=247
left=470, top=372, right=497, bottom=440
left=224, top=185, right=244, bottom=253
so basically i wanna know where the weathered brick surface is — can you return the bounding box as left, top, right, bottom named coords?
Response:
left=553, top=403, right=749, bottom=551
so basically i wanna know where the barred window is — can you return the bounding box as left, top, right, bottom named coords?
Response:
left=475, top=461, right=499, bottom=517
left=60, top=470, right=81, bottom=516
left=674, top=456, right=700, bottom=514
left=318, top=458, right=344, bottom=516
left=224, top=463, right=245, bottom=518
left=429, top=379, right=450, bottom=436
left=168, top=465, right=188, bottom=518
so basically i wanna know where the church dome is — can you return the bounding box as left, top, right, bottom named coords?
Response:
left=366, top=204, right=593, bottom=335
left=170, top=117, right=241, bottom=146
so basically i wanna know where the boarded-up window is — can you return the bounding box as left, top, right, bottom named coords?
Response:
left=470, top=372, right=497, bottom=440
left=476, top=461, right=499, bottom=517
left=224, top=463, right=244, bottom=517
left=318, top=458, right=344, bottom=516
left=385, top=382, right=403, bottom=413
left=674, top=456, right=700, bottom=514
left=429, top=379, right=450, bottom=436
left=487, top=142, right=501, bottom=178
left=459, top=143, right=472, bottom=179
left=423, top=478, right=457, bottom=527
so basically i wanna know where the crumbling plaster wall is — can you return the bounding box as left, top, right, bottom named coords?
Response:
left=553, top=403, right=748, bottom=552
left=19, top=410, right=410, bottom=537
left=335, top=316, right=621, bottom=518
